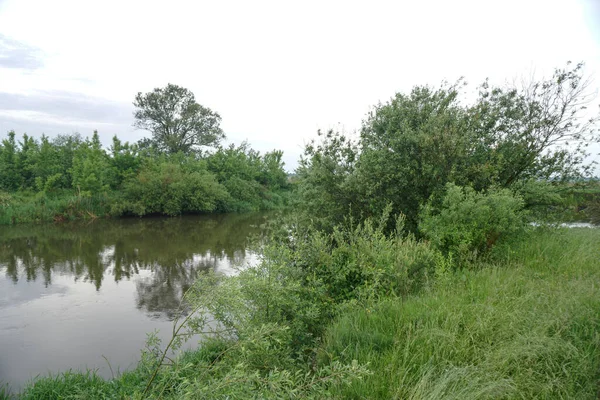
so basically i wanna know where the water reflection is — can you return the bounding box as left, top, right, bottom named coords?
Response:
left=0, top=213, right=267, bottom=319
left=0, top=213, right=268, bottom=390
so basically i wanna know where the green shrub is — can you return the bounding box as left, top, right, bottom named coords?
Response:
left=420, top=183, right=526, bottom=260
left=586, top=198, right=600, bottom=225
left=320, top=228, right=600, bottom=399
left=0, top=191, right=11, bottom=207
left=301, top=213, right=439, bottom=302
left=120, top=161, right=229, bottom=216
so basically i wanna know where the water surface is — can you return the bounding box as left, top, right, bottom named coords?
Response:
left=0, top=213, right=268, bottom=390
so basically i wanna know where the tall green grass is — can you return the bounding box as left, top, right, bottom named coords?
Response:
left=0, top=191, right=113, bottom=225
left=320, top=228, right=600, bottom=399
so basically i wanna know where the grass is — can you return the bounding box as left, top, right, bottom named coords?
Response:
left=6, top=227, right=600, bottom=398
left=320, top=228, right=600, bottom=399
left=0, top=191, right=113, bottom=225
left=0, top=188, right=292, bottom=225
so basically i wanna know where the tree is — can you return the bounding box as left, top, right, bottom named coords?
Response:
left=357, top=82, right=470, bottom=232
left=70, top=131, right=109, bottom=195
left=133, top=84, right=225, bottom=154
left=52, top=133, right=83, bottom=189
left=16, top=133, right=39, bottom=189
left=0, top=131, right=20, bottom=191
left=296, top=129, right=360, bottom=231
left=297, top=62, right=599, bottom=234
left=33, top=135, right=63, bottom=192
left=465, top=62, right=599, bottom=189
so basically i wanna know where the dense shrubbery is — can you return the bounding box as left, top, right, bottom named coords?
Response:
left=115, top=159, right=229, bottom=216
left=420, top=183, right=526, bottom=261
left=297, top=63, right=599, bottom=233
left=0, top=132, right=291, bottom=224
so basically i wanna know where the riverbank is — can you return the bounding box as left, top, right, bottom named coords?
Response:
left=5, top=227, right=599, bottom=399
left=0, top=188, right=291, bottom=225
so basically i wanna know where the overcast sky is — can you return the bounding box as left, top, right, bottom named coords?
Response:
left=1, top=0, right=599, bottom=171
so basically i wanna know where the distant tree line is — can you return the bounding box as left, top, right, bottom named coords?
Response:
left=0, top=131, right=289, bottom=215
left=0, top=83, right=290, bottom=223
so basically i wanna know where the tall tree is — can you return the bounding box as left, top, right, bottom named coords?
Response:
left=297, top=62, right=599, bottom=234
left=133, top=84, right=225, bottom=154
left=0, top=131, right=20, bottom=191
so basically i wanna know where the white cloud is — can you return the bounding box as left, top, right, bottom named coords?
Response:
left=0, top=0, right=598, bottom=170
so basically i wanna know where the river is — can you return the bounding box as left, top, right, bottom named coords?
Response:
left=0, top=213, right=269, bottom=391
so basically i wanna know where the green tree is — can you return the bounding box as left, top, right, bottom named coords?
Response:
left=70, top=131, right=109, bottom=195
left=296, top=130, right=359, bottom=231
left=297, top=62, right=599, bottom=234
left=259, top=150, right=287, bottom=188
left=52, top=133, right=83, bottom=189
left=207, top=143, right=261, bottom=183
left=465, top=62, right=599, bottom=188
left=107, top=136, right=140, bottom=189
left=133, top=83, right=225, bottom=154
left=357, top=83, right=470, bottom=232
left=16, top=133, right=39, bottom=190
left=33, top=135, right=63, bottom=192
left=0, top=131, right=20, bottom=191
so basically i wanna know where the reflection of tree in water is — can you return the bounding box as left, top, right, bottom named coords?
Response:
left=0, top=213, right=269, bottom=318
left=134, top=257, right=213, bottom=321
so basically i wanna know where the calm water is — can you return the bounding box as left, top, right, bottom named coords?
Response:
left=0, top=213, right=269, bottom=390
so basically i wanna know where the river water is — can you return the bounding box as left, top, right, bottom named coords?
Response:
left=0, top=213, right=269, bottom=391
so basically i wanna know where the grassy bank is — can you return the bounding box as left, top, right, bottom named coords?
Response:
left=0, top=191, right=113, bottom=225
left=5, top=227, right=599, bottom=399
left=321, top=228, right=600, bottom=398
left=0, top=188, right=291, bottom=225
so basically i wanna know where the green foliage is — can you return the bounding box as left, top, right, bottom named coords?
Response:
left=133, top=83, right=225, bottom=154
left=321, top=228, right=600, bottom=399
left=297, top=62, right=599, bottom=233
left=420, top=183, right=526, bottom=260
left=357, top=82, right=470, bottom=232
left=0, top=191, right=11, bottom=207
left=118, top=159, right=229, bottom=216
left=16, top=134, right=38, bottom=190
left=586, top=198, right=600, bottom=224
left=296, top=129, right=359, bottom=231
left=20, top=371, right=113, bottom=400
left=70, top=131, right=110, bottom=195
left=0, top=131, right=20, bottom=191
left=467, top=62, right=599, bottom=187
left=259, top=150, right=287, bottom=188
left=106, top=136, right=140, bottom=189
left=0, top=383, right=10, bottom=400
left=0, top=129, right=291, bottom=224
left=207, top=142, right=262, bottom=182
left=288, top=211, right=439, bottom=304
left=0, top=191, right=113, bottom=225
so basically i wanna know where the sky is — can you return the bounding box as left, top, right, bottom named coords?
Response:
left=0, top=0, right=599, bottom=171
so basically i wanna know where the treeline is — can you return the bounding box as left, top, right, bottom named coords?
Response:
left=0, top=130, right=290, bottom=224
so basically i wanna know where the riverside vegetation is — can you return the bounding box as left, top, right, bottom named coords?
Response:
left=0, top=84, right=291, bottom=225
left=2, top=62, right=600, bottom=399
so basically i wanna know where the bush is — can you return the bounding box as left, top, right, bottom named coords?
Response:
left=119, top=161, right=229, bottom=216
left=302, top=213, right=439, bottom=302
left=586, top=198, right=600, bottom=225
left=420, top=183, right=526, bottom=261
